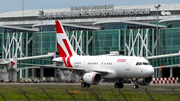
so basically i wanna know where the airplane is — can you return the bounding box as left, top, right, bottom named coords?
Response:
left=52, top=20, right=154, bottom=89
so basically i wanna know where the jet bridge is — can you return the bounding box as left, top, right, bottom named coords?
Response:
left=148, top=53, right=180, bottom=78
left=0, top=59, right=17, bottom=82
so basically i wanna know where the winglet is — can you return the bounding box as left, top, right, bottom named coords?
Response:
left=11, top=57, right=17, bottom=69
left=11, top=61, right=15, bottom=67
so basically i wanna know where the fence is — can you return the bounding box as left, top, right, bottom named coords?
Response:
left=153, top=77, right=179, bottom=84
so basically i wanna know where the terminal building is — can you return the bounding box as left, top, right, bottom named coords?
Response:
left=0, top=3, right=180, bottom=82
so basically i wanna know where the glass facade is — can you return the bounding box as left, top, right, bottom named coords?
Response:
left=0, top=33, right=2, bottom=58
left=33, top=25, right=93, bottom=56
left=93, top=29, right=157, bottom=57
left=68, top=31, right=93, bottom=55
left=100, top=23, right=156, bottom=30
left=93, top=30, right=120, bottom=55
left=167, top=21, right=180, bottom=28
left=2, top=28, right=34, bottom=58
left=160, top=28, right=180, bottom=54
left=33, top=32, right=57, bottom=55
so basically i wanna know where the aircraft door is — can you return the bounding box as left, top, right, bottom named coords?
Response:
left=126, top=59, right=132, bottom=71
left=101, top=61, right=104, bottom=68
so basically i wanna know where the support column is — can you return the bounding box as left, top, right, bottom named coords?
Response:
left=25, top=68, right=28, bottom=78
left=12, top=70, right=17, bottom=82
left=32, top=68, right=35, bottom=78
left=9, top=70, right=12, bottom=82
left=74, top=74, right=80, bottom=83
left=54, top=68, right=56, bottom=78
left=170, top=67, right=173, bottom=77
left=20, top=69, right=22, bottom=78
left=40, top=68, right=44, bottom=79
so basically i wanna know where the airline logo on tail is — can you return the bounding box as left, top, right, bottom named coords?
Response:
left=55, top=20, right=77, bottom=68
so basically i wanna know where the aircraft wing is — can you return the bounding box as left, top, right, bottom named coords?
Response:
left=40, top=65, right=109, bottom=75
left=86, top=69, right=109, bottom=75
left=34, top=59, right=64, bottom=63
left=40, top=65, right=85, bottom=72
left=18, top=63, right=109, bottom=76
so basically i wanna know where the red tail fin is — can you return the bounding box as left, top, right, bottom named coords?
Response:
left=55, top=20, right=77, bottom=57
left=55, top=20, right=77, bottom=68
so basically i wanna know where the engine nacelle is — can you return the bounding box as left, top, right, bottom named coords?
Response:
left=136, top=76, right=152, bottom=85
left=83, top=72, right=102, bottom=85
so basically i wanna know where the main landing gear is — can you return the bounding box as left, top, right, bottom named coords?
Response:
left=114, top=80, right=124, bottom=88
left=81, top=82, right=90, bottom=88
left=114, top=79, right=139, bottom=89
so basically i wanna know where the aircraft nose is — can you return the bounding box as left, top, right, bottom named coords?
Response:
left=146, top=66, right=154, bottom=76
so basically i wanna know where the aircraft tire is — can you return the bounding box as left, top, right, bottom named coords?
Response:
left=81, top=82, right=86, bottom=88
left=133, top=84, right=139, bottom=89
left=81, top=82, right=90, bottom=88
left=114, top=82, right=123, bottom=88
left=87, top=84, right=90, bottom=88
left=114, top=83, right=119, bottom=88
left=119, top=82, right=124, bottom=88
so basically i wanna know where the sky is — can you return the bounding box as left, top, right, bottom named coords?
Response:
left=0, top=0, right=179, bottom=13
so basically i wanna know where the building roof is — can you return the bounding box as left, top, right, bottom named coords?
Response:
left=0, top=3, right=180, bottom=18
left=0, top=25, right=38, bottom=32
left=93, top=20, right=166, bottom=28
left=115, top=3, right=180, bottom=11
left=159, top=18, right=180, bottom=23
left=32, top=23, right=99, bottom=30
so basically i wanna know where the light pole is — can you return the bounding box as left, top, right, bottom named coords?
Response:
left=154, top=4, right=161, bottom=78
left=39, top=10, right=44, bottom=55
left=155, top=4, right=161, bottom=34
left=22, top=0, right=24, bottom=16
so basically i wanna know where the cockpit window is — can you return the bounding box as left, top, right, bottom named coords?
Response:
left=136, top=62, right=150, bottom=66
left=139, top=62, right=142, bottom=65
left=136, top=62, right=139, bottom=65
left=143, top=62, right=148, bottom=65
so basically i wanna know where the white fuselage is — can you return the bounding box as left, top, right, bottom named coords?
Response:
left=54, top=56, right=154, bottom=79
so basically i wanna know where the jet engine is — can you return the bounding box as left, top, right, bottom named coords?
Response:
left=136, top=76, right=152, bottom=85
left=83, top=72, right=102, bottom=85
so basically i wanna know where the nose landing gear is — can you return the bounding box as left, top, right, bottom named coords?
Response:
left=132, top=78, right=139, bottom=89
left=133, top=84, right=139, bottom=89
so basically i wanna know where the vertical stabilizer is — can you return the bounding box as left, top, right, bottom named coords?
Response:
left=55, top=20, right=77, bottom=57
left=55, top=20, right=77, bottom=67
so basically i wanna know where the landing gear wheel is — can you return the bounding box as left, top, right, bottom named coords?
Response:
left=133, top=84, right=139, bottom=89
left=114, top=82, right=124, bottom=88
left=114, top=83, right=119, bottom=88
left=81, top=82, right=86, bottom=88
left=119, top=82, right=124, bottom=88
left=81, top=82, right=90, bottom=88
left=87, top=84, right=90, bottom=88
